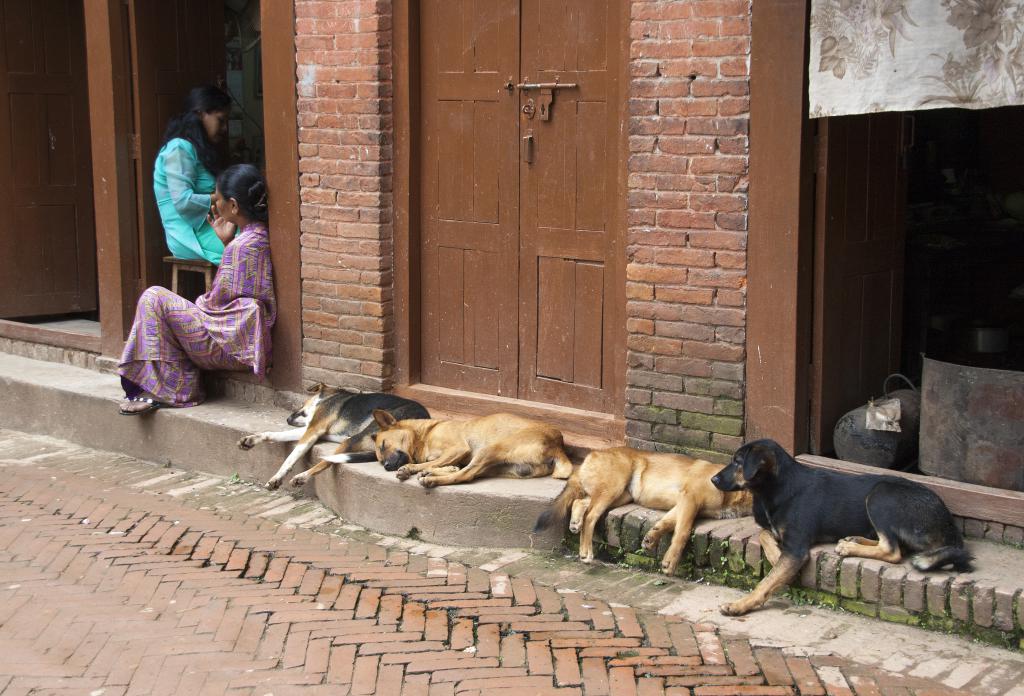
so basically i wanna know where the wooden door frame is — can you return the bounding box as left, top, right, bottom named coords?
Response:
left=82, top=0, right=302, bottom=391
left=745, top=0, right=817, bottom=453
left=260, top=0, right=302, bottom=391
left=392, top=0, right=629, bottom=433
left=85, top=0, right=138, bottom=358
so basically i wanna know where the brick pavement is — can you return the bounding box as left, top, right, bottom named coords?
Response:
left=0, top=430, right=970, bottom=695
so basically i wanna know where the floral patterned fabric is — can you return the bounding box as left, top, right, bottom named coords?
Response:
left=810, top=0, right=1024, bottom=117
left=118, top=223, right=276, bottom=407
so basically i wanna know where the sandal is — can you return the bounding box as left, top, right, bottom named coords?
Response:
left=119, top=396, right=165, bottom=416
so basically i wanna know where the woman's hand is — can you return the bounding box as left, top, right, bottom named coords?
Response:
left=208, top=212, right=237, bottom=245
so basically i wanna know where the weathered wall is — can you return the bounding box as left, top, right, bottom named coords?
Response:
left=292, top=0, right=752, bottom=460
left=623, top=0, right=751, bottom=461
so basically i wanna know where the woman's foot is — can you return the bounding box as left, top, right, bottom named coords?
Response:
left=119, top=396, right=165, bottom=416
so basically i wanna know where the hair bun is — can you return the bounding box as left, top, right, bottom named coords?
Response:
left=248, top=180, right=268, bottom=210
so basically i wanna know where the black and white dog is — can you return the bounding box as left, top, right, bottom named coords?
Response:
left=237, top=383, right=429, bottom=489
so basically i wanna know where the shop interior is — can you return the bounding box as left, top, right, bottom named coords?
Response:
left=901, top=106, right=1024, bottom=379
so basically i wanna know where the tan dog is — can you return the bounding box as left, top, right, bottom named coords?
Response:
left=371, top=411, right=573, bottom=488
left=534, top=446, right=753, bottom=574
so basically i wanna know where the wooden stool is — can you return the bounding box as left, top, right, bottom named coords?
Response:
left=163, top=256, right=215, bottom=295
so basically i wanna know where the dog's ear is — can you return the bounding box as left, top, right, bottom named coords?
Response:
left=372, top=409, right=398, bottom=429
left=305, top=381, right=325, bottom=394
left=743, top=443, right=777, bottom=483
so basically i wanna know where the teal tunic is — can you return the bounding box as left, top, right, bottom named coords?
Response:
left=153, top=138, right=225, bottom=265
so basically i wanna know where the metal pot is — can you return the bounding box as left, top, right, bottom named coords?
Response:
left=833, top=375, right=920, bottom=469
left=967, top=326, right=1009, bottom=354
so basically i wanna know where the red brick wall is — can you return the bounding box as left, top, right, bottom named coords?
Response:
left=291, top=0, right=751, bottom=460
left=294, top=0, right=395, bottom=392
left=624, top=0, right=751, bottom=462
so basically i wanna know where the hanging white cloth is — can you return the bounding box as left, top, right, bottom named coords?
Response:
left=808, top=0, right=1024, bottom=118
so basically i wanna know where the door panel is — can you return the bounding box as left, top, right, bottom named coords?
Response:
left=519, top=0, right=621, bottom=412
left=419, top=0, right=520, bottom=397
left=129, top=0, right=223, bottom=293
left=417, top=0, right=623, bottom=413
left=811, top=113, right=906, bottom=454
left=0, top=0, right=96, bottom=318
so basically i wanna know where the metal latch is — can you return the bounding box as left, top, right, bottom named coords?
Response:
left=516, top=81, right=579, bottom=91
left=522, top=130, right=534, bottom=164
left=537, top=89, right=553, bottom=121
left=517, top=80, right=577, bottom=121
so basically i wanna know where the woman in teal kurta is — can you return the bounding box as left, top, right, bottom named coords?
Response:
left=154, top=85, right=233, bottom=265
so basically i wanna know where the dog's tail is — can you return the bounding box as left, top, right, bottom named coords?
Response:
left=534, top=473, right=584, bottom=533
left=911, top=546, right=974, bottom=573
left=321, top=451, right=378, bottom=464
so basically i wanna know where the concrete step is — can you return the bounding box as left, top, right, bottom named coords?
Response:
left=0, top=352, right=576, bottom=549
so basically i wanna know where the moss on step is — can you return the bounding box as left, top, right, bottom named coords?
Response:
left=563, top=524, right=1023, bottom=652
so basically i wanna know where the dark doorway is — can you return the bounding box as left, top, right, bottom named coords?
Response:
left=810, top=107, right=1024, bottom=456
left=901, top=107, right=1024, bottom=376
left=224, top=0, right=264, bottom=169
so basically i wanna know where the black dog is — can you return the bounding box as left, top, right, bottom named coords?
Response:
left=238, top=383, right=429, bottom=489
left=711, top=439, right=972, bottom=616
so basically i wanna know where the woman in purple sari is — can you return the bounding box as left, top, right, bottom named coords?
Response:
left=118, top=164, right=277, bottom=414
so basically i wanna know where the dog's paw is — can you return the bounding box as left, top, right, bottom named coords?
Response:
left=290, top=474, right=308, bottom=488
left=395, top=466, right=413, bottom=481
left=418, top=476, right=438, bottom=489
left=719, top=601, right=744, bottom=616
left=641, top=532, right=658, bottom=552
left=568, top=522, right=581, bottom=534
left=264, top=477, right=282, bottom=490
left=661, top=558, right=678, bottom=575
left=238, top=435, right=259, bottom=450
left=580, top=552, right=594, bottom=564
left=835, top=539, right=858, bottom=557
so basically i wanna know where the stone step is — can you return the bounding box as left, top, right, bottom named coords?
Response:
left=0, top=352, right=582, bottom=549
left=589, top=502, right=1024, bottom=650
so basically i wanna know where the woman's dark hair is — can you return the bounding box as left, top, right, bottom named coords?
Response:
left=216, top=164, right=269, bottom=223
left=160, top=85, right=231, bottom=175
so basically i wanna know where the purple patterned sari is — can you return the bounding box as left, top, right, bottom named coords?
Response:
left=118, top=223, right=276, bottom=407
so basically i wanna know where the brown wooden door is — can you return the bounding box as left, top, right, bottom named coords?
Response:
left=518, top=0, right=623, bottom=413
left=419, top=0, right=521, bottom=397
left=417, top=0, right=624, bottom=413
left=811, top=113, right=907, bottom=454
left=0, top=0, right=96, bottom=318
left=129, top=0, right=223, bottom=292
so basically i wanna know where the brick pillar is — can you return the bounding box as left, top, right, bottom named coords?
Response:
left=295, top=0, right=394, bottom=391
left=625, top=0, right=751, bottom=461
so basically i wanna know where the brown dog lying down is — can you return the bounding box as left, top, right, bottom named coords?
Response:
left=535, top=446, right=752, bottom=574
left=370, top=410, right=573, bottom=488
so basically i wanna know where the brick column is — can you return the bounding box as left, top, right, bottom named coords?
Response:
left=295, top=0, right=394, bottom=391
left=625, top=0, right=751, bottom=461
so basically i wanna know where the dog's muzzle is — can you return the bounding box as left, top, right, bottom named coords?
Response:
left=382, top=451, right=410, bottom=472
left=711, top=472, right=738, bottom=492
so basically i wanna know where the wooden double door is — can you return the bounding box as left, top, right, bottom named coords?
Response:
left=0, top=0, right=222, bottom=320
left=417, top=0, right=625, bottom=414
left=0, top=0, right=96, bottom=318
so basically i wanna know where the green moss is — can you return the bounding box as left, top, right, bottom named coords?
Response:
left=879, top=606, right=920, bottom=626
left=677, top=412, right=744, bottom=436
left=623, top=552, right=660, bottom=571
left=714, top=399, right=744, bottom=417
left=840, top=599, right=878, bottom=617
